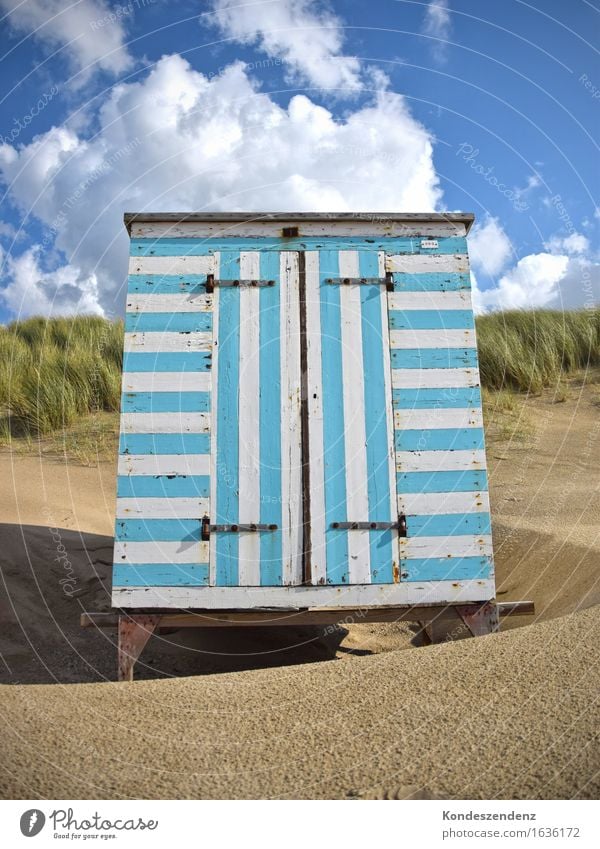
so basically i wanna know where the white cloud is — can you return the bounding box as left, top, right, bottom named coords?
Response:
left=209, top=0, right=363, bottom=91
left=545, top=231, right=590, bottom=255
left=476, top=252, right=570, bottom=312
left=0, top=0, right=133, bottom=78
left=0, top=54, right=441, bottom=316
left=0, top=244, right=103, bottom=317
left=422, top=0, right=452, bottom=64
left=468, top=216, right=513, bottom=276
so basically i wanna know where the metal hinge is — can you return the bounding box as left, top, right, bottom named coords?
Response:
left=205, top=274, right=276, bottom=293
left=325, top=273, right=394, bottom=291
left=331, top=515, right=407, bottom=536
left=201, top=516, right=278, bottom=541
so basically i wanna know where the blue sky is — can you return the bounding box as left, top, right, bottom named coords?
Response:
left=0, top=0, right=598, bottom=320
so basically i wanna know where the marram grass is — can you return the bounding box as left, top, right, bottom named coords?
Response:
left=0, top=309, right=598, bottom=440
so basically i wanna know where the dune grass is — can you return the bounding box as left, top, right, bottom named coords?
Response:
left=0, top=309, right=598, bottom=457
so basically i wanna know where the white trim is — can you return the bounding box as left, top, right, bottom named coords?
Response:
left=305, top=251, right=327, bottom=586
left=123, top=331, right=211, bottom=352
left=238, top=252, right=261, bottom=586
left=394, top=407, right=483, bottom=430
left=339, top=250, right=371, bottom=584
left=126, top=294, right=212, bottom=313
left=209, top=254, right=220, bottom=586
left=392, top=368, right=480, bottom=389
left=120, top=412, right=210, bottom=434
left=390, top=328, right=476, bottom=349
left=130, top=221, right=467, bottom=239
left=116, top=497, right=209, bottom=519
left=399, top=534, right=493, bottom=559
left=118, top=454, right=210, bottom=476
left=398, top=491, right=490, bottom=515
left=385, top=254, right=469, bottom=273
left=280, top=251, right=303, bottom=586
left=122, top=372, right=211, bottom=392
left=129, top=255, right=215, bottom=275
left=396, top=448, right=487, bottom=473
left=112, top=578, right=495, bottom=609
left=114, top=540, right=209, bottom=565
left=388, top=291, right=471, bottom=310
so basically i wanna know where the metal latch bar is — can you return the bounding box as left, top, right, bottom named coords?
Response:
left=201, top=517, right=278, bottom=540
left=325, top=274, right=394, bottom=292
left=205, top=274, right=275, bottom=293
left=331, top=515, right=407, bottom=536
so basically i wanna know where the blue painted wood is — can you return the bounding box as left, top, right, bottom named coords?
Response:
left=319, top=250, right=349, bottom=584
left=388, top=309, right=474, bottom=330
left=405, top=512, right=491, bottom=537
left=259, top=250, right=283, bottom=586
left=119, top=433, right=210, bottom=455
left=215, top=251, right=240, bottom=586
left=389, top=273, right=471, bottom=291
left=113, top=563, right=209, bottom=586
left=131, top=237, right=467, bottom=255
left=402, top=556, right=492, bottom=582
left=392, top=387, right=482, bottom=408
left=397, top=469, right=488, bottom=493
left=391, top=348, right=479, bottom=369
left=117, top=475, right=210, bottom=498
left=123, top=352, right=211, bottom=372
left=395, top=427, right=485, bottom=452
left=115, top=518, right=202, bottom=541
left=121, top=392, right=210, bottom=413
left=128, top=274, right=208, bottom=293
left=359, top=250, right=393, bottom=584
left=125, top=312, right=212, bottom=332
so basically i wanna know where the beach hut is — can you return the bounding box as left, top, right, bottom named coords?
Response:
left=105, top=212, right=510, bottom=679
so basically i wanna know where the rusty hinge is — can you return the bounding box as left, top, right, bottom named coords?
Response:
left=205, top=275, right=276, bottom=293
left=331, top=516, right=407, bottom=534
left=202, top=517, right=278, bottom=540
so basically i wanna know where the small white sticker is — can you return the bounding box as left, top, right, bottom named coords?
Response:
left=420, top=239, right=438, bottom=249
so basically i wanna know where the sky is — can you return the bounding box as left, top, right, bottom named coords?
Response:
left=0, top=0, right=598, bottom=321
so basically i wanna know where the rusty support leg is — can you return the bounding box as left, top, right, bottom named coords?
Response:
left=455, top=601, right=499, bottom=637
left=117, top=615, right=161, bottom=681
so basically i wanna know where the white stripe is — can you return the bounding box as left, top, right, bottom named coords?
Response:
left=118, top=454, right=210, bottom=476
left=392, top=368, right=480, bottom=389
left=398, top=491, right=490, bottom=515
left=396, top=449, right=487, bottom=473
left=394, top=407, right=483, bottom=430
left=116, top=497, right=209, bottom=519
left=122, top=372, right=211, bottom=392
left=390, top=328, right=476, bottom=349
left=113, top=578, right=496, bottom=609
left=114, top=540, right=209, bottom=565
left=126, top=294, right=212, bottom=313
left=380, top=251, right=401, bottom=576
left=388, top=290, right=472, bottom=310
left=120, top=412, right=210, bottom=433
left=124, top=331, right=211, bottom=352
left=237, top=252, right=261, bottom=586
left=209, top=253, right=220, bottom=586
left=305, top=251, right=327, bottom=586
left=399, top=534, right=493, bottom=559
left=339, top=250, right=371, bottom=584
left=280, top=251, right=303, bottom=586
left=385, top=254, right=469, bottom=273
left=129, top=255, right=214, bottom=275
left=131, top=221, right=467, bottom=239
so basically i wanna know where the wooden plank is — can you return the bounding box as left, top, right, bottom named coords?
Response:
left=386, top=254, right=469, bottom=273
left=123, top=331, right=211, bottom=352
left=388, top=290, right=471, bottom=310
left=122, top=372, right=211, bottom=392
left=395, top=448, right=487, bottom=473
left=394, top=408, right=483, bottom=430
left=390, top=328, right=476, bottom=349
left=129, top=256, right=214, bottom=275
left=391, top=367, right=480, bottom=389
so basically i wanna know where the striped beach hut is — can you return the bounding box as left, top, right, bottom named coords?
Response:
left=110, top=213, right=499, bottom=673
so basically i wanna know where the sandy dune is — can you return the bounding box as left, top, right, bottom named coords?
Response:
left=0, top=381, right=599, bottom=798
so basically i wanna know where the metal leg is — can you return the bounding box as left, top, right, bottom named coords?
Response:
left=117, top=615, right=161, bottom=681
left=456, top=601, right=499, bottom=637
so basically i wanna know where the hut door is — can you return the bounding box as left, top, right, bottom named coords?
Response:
left=303, top=249, right=400, bottom=585
left=210, top=250, right=303, bottom=587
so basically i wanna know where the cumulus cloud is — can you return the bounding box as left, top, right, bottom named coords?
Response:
left=476, top=253, right=570, bottom=312
left=545, top=231, right=590, bottom=256
left=0, top=54, right=441, bottom=316
left=0, top=0, right=133, bottom=78
left=0, top=244, right=103, bottom=317
left=209, top=0, right=363, bottom=91
left=422, top=0, right=452, bottom=64
left=468, top=216, right=513, bottom=276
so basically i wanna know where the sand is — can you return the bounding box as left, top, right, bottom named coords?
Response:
left=0, top=380, right=599, bottom=798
